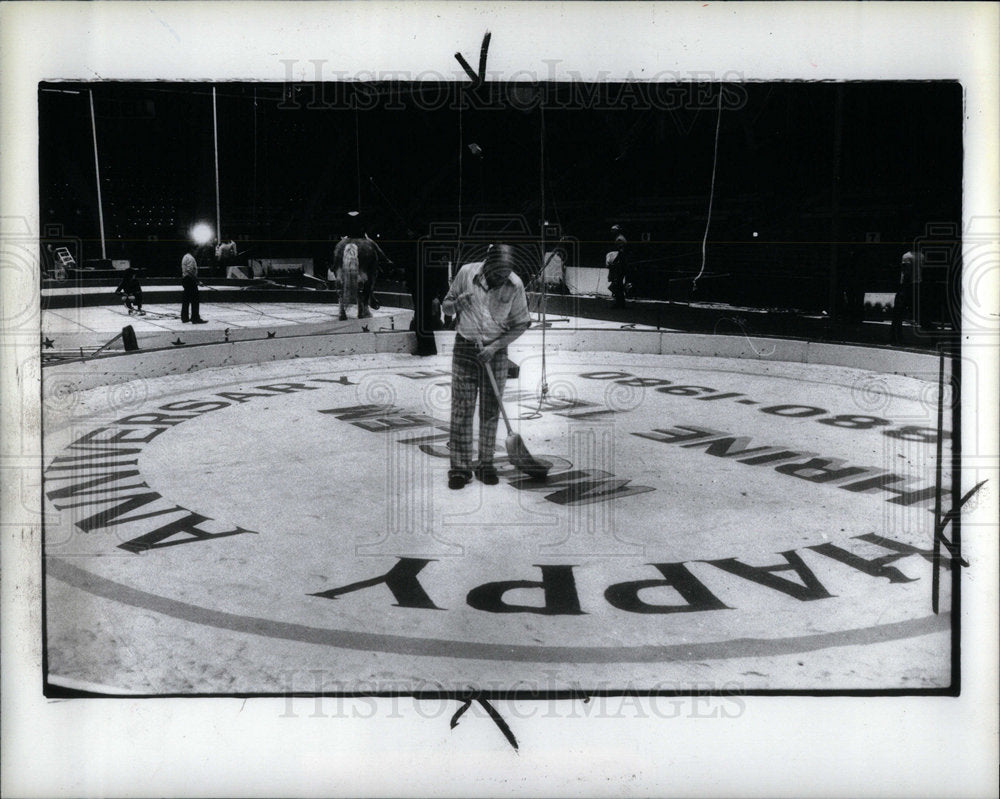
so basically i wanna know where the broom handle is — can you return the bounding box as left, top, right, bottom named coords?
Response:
left=480, top=344, right=515, bottom=437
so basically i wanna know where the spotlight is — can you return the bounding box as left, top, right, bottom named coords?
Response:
left=190, top=222, right=215, bottom=245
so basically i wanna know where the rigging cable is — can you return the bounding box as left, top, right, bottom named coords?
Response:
left=539, top=89, right=549, bottom=402
left=692, top=85, right=724, bottom=293
left=457, top=99, right=463, bottom=281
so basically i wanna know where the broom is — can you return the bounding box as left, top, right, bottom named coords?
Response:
left=479, top=344, right=552, bottom=480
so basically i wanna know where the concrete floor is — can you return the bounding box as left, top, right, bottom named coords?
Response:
left=42, top=339, right=953, bottom=694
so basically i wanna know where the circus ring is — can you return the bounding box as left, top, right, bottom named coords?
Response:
left=41, top=315, right=955, bottom=695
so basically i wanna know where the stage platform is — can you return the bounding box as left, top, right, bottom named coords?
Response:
left=40, top=299, right=679, bottom=360
left=41, top=299, right=413, bottom=358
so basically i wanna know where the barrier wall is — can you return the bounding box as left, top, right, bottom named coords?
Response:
left=43, top=327, right=946, bottom=395
left=44, top=330, right=418, bottom=393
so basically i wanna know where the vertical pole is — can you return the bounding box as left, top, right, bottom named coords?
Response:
left=252, top=87, right=257, bottom=234
left=213, top=86, right=221, bottom=240
left=539, top=89, right=547, bottom=315
left=931, top=347, right=946, bottom=614
left=88, top=90, right=107, bottom=260
left=540, top=90, right=546, bottom=295
left=950, top=345, right=962, bottom=624
left=354, top=107, right=362, bottom=213
left=829, top=85, right=843, bottom=321
left=457, top=102, right=463, bottom=250
left=539, top=87, right=548, bottom=396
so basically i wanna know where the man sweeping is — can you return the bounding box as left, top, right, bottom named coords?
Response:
left=441, top=243, right=532, bottom=490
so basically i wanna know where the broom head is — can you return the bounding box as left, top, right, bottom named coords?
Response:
left=506, top=432, right=552, bottom=479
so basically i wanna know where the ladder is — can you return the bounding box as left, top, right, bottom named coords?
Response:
left=50, top=246, right=76, bottom=279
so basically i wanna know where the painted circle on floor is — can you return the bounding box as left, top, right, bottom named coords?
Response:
left=43, top=350, right=953, bottom=675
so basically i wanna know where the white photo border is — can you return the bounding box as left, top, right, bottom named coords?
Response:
left=2, top=2, right=997, bottom=797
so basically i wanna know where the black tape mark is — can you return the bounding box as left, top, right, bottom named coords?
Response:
left=448, top=689, right=519, bottom=752
left=455, top=31, right=491, bottom=87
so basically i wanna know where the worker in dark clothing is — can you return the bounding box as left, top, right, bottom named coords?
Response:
left=115, top=266, right=145, bottom=315
left=891, top=247, right=921, bottom=344
left=406, top=251, right=447, bottom=357
left=607, top=224, right=630, bottom=308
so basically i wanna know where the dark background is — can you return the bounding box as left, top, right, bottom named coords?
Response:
left=39, top=81, right=962, bottom=314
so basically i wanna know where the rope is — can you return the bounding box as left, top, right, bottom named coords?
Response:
left=456, top=100, right=463, bottom=278
left=199, top=283, right=269, bottom=320
left=201, top=283, right=364, bottom=327
left=692, top=86, right=724, bottom=292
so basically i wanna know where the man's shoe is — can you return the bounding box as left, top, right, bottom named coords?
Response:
left=448, top=474, right=470, bottom=490
left=192, top=318, right=208, bottom=324
left=474, top=464, right=499, bottom=485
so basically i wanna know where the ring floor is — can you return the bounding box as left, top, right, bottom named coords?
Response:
left=42, top=336, right=953, bottom=694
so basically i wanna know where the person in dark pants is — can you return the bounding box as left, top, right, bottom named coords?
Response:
left=441, top=244, right=532, bottom=490
left=181, top=245, right=207, bottom=324
left=838, top=242, right=867, bottom=323
left=607, top=224, right=629, bottom=308
left=406, top=255, right=445, bottom=357
left=115, top=265, right=144, bottom=315
left=891, top=247, right=919, bottom=344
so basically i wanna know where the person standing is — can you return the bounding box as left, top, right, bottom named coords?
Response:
left=441, top=244, right=532, bottom=490
left=541, top=238, right=569, bottom=293
left=406, top=252, right=444, bottom=357
left=181, top=245, right=207, bottom=324
left=215, top=239, right=238, bottom=278
left=607, top=223, right=629, bottom=308
left=842, top=239, right=869, bottom=324
left=891, top=246, right=921, bottom=343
